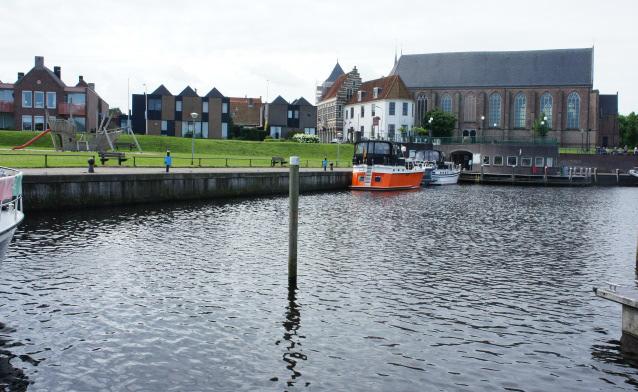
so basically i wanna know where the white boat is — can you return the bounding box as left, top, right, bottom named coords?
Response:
left=431, top=162, right=461, bottom=185
left=629, top=167, right=638, bottom=178
left=0, top=167, right=24, bottom=261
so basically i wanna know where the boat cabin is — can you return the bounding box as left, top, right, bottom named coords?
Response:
left=352, top=141, right=404, bottom=166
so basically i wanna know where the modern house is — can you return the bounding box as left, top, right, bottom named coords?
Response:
left=390, top=48, right=619, bottom=147
left=131, top=85, right=230, bottom=138
left=316, top=65, right=361, bottom=142
left=343, top=75, right=414, bottom=141
left=262, top=96, right=317, bottom=138
left=0, top=56, right=109, bottom=132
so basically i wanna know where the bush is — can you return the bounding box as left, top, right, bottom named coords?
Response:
left=292, top=134, right=319, bottom=143
left=286, top=130, right=304, bottom=140
left=231, top=127, right=267, bottom=141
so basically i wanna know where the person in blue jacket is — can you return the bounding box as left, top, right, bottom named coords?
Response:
left=164, top=150, right=172, bottom=173
left=322, top=156, right=328, bottom=171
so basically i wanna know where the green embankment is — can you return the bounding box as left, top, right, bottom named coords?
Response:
left=0, top=130, right=354, bottom=168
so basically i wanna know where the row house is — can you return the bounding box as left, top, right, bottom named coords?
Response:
left=343, top=75, right=414, bottom=141
left=261, top=96, right=317, bottom=138
left=0, top=56, right=108, bottom=132
left=131, top=85, right=231, bottom=138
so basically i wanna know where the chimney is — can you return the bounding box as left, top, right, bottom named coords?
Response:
left=17, top=72, right=24, bottom=81
left=78, top=75, right=84, bottom=83
left=88, top=83, right=95, bottom=90
left=35, top=56, right=44, bottom=67
left=54, top=66, right=61, bottom=79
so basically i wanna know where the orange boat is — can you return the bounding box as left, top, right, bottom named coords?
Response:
left=350, top=141, right=425, bottom=191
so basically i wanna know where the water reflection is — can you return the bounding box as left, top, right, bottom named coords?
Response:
left=281, top=284, right=306, bottom=390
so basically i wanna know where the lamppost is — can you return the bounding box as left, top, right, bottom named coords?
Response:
left=190, top=112, right=199, bottom=165
left=336, top=131, right=342, bottom=167
left=143, top=83, right=148, bottom=135
left=373, top=104, right=383, bottom=140
left=428, top=116, right=434, bottom=142
left=479, top=115, right=485, bottom=143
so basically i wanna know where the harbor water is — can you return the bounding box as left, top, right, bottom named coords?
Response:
left=1, top=186, right=638, bottom=391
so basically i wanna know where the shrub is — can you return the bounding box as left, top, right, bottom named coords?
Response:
left=292, top=133, right=319, bottom=143
left=286, top=130, right=304, bottom=140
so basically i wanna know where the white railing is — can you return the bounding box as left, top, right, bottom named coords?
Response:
left=0, top=167, right=24, bottom=224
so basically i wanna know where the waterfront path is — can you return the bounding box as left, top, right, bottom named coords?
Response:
left=19, top=167, right=351, bottom=176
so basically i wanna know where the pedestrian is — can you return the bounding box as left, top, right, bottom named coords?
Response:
left=164, top=150, right=172, bottom=173
left=322, top=156, right=328, bottom=172
left=634, top=146, right=638, bottom=155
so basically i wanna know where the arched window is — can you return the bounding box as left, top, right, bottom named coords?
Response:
left=488, top=93, right=501, bottom=127
left=514, top=93, right=527, bottom=128
left=567, top=92, right=580, bottom=129
left=540, top=93, right=553, bottom=128
left=416, top=94, right=428, bottom=127
left=463, top=95, right=476, bottom=122
left=440, top=94, right=452, bottom=113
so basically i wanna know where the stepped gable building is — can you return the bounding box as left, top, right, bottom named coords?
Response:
left=315, top=62, right=344, bottom=104
left=316, top=65, right=361, bottom=142
left=391, top=48, right=619, bottom=147
left=131, top=85, right=230, bottom=138
left=343, top=75, right=414, bottom=141
left=261, top=96, right=317, bottom=138
left=0, top=56, right=109, bottom=131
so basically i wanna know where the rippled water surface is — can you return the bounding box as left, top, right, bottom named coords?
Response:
left=2, top=186, right=638, bottom=391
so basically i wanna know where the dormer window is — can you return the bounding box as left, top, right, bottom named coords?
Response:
left=373, top=87, right=380, bottom=99
left=357, top=91, right=364, bottom=102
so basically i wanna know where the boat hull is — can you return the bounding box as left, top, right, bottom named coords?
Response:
left=351, top=165, right=425, bottom=191
left=431, top=170, right=460, bottom=185
left=0, top=211, right=23, bottom=261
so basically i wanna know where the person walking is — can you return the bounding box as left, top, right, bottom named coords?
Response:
left=322, top=156, right=328, bottom=172
left=164, top=150, right=172, bottom=173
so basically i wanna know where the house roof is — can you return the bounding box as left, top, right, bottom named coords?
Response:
left=229, top=97, right=262, bottom=126
left=321, top=73, right=348, bottom=101
left=178, top=86, right=199, bottom=97
left=152, top=84, right=173, bottom=96
left=325, top=62, right=345, bottom=83
left=599, top=94, right=618, bottom=116
left=390, top=48, right=594, bottom=88
left=291, top=97, right=312, bottom=106
left=16, top=61, right=66, bottom=88
left=271, top=95, right=288, bottom=105
left=346, top=75, right=411, bottom=105
left=205, top=87, right=224, bottom=98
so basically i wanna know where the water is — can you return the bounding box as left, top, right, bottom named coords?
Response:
left=1, top=186, right=638, bottom=391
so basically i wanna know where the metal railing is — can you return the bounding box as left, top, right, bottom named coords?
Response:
left=369, top=134, right=559, bottom=145
left=0, top=166, right=23, bottom=226
left=0, top=153, right=96, bottom=168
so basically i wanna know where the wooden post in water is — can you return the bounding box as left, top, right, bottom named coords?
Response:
left=288, top=156, right=300, bottom=284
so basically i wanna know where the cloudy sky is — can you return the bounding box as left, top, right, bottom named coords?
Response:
left=1, top=0, right=636, bottom=113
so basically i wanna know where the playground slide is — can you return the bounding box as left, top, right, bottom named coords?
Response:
left=12, top=129, right=51, bottom=150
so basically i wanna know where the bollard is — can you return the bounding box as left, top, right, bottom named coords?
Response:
left=616, top=169, right=620, bottom=184
left=594, top=167, right=598, bottom=184
left=329, top=162, right=334, bottom=171
left=288, top=156, right=300, bottom=285
left=87, top=158, right=95, bottom=173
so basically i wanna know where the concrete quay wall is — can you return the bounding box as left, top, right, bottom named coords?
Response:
left=22, top=170, right=351, bottom=211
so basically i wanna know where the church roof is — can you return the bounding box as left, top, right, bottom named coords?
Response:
left=599, top=94, right=618, bottom=116
left=391, top=48, right=594, bottom=88
left=271, top=95, right=288, bottom=105
left=152, top=84, right=172, bottom=95
left=325, top=62, right=345, bottom=83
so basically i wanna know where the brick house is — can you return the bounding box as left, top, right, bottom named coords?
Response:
left=261, top=96, right=317, bottom=138
left=316, top=66, right=362, bottom=143
left=228, top=97, right=262, bottom=128
left=390, top=48, right=619, bottom=147
left=0, top=56, right=108, bottom=132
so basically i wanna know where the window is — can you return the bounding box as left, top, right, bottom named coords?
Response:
left=402, top=102, right=408, bottom=116
left=176, top=101, right=182, bottom=112
left=222, top=103, right=228, bottom=114
left=388, top=124, right=396, bottom=139
left=514, top=93, right=526, bottom=128
left=34, top=116, right=45, bottom=131
left=371, top=105, right=375, bottom=117
left=345, top=109, right=348, bottom=119
left=202, top=122, right=209, bottom=138
left=489, top=93, right=501, bottom=127
left=389, top=102, right=395, bottom=115
left=34, top=91, right=44, bottom=108
left=148, top=98, right=161, bottom=111
left=567, top=92, right=580, bottom=129
left=73, top=117, right=86, bottom=132
left=46, top=92, right=56, bottom=109
left=360, top=106, right=364, bottom=118
left=161, top=120, right=167, bottom=134
left=350, top=107, right=354, bottom=118
left=546, top=157, right=554, bottom=167
left=221, top=122, right=228, bottom=138
left=540, top=93, right=552, bottom=128
left=416, top=94, right=427, bottom=127
left=67, top=93, right=86, bottom=105
left=521, top=157, right=532, bottom=167
left=0, top=90, right=13, bottom=102
left=463, top=95, right=476, bottom=121
left=493, top=156, right=503, bottom=166
left=507, top=156, right=518, bottom=166
left=441, top=94, right=452, bottom=113
left=203, top=101, right=208, bottom=113
left=482, top=155, right=490, bottom=165
left=21, top=115, right=32, bottom=130
left=22, top=91, right=32, bottom=108
left=535, top=157, right=544, bottom=167
left=294, top=110, right=299, bottom=119
left=373, top=87, right=379, bottom=98
left=288, top=110, right=293, bottom=119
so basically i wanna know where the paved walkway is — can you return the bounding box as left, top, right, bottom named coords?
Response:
left=19, top=167, right=351, bottom=176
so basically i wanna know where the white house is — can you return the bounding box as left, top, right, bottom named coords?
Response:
left=342, top=75, right=414, bottom=141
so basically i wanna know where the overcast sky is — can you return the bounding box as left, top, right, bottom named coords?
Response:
left=1, top=0, right=636, bottom=113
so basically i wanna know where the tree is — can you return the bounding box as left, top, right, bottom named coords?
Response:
left=532, top=115, right=549, bottom=138
left=423, top=109, right=456, bottom=138
left=620, top=112, right=638, bottom=147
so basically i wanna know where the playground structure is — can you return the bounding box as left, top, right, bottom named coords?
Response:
left=13, top=113, right=141, bottom=153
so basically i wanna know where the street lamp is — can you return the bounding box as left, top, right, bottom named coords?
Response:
left=373, top=104, right=383, bottom=140
left=428, top=116, right=434, bottom=141
left=190, top=112, right=199, bottom=165
left=336, top=131, right=342, bottom=167
left=143, top=83, right=148, bottom=135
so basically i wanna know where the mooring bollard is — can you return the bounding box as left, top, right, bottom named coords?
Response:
left=289, top=156, right=300, bottom=285
left=87, top=158, right=95, bottom=173
left=616, top=169, right=620, bottom=184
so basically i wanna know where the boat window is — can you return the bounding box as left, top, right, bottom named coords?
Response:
left=507, top=156, right=518, bottom=166
left=355, top=143, right=365, bottom=154
left=535, top=157, right=544, bottom=167
left=521, top=157, right=532, bottom=167
left=482, top=156, right=490, bottom=165
left=374, top=176, right=382, bottom=182
left=493, top=156, right=503, bottom=166
left=374, top=142, right=391, bottom=155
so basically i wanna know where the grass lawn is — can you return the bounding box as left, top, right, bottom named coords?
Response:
left=559, top=148, right=595, bottom=155
left=0, top=130, right=354, bottom=168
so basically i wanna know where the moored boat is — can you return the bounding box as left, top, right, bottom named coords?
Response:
left=431, top=162, right=461, bottom=185
left=351, top=141, right=425, bottom=190
left=0, top=167, right=24, bottom=261
left=629, top=167, right=638, bottom=178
